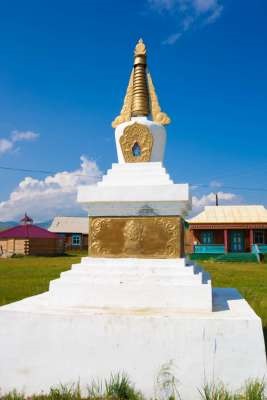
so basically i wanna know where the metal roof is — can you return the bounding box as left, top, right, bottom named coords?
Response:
left=188, top=205, right=267, bottom=224
left=49, top=217, right=88, bottom=234
left=0, top=224, right=59, bottom=239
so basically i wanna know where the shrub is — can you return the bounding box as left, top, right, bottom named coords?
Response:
left=0, top=390, right=25, bottom=400
left=199, top=383, right=239, bottom=400
left=241, top=379, right=266, bottom=400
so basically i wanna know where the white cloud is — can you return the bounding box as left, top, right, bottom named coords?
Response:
left=0, top=130, right=39, bottom=156
left=193, top=0, right=218, bottom=13
left=12, top=130, right=39, bottom=142
left=148, top=0, right=223, bottom=43
left=148, top=0, right=177, bottom=12
left=0, top=156, right=102, bottom=222
left=192, top=191, right=238, bottom=211
left=162, top=32, right=182, bottom=45
left=209, top=180, right=222, bottom=188
left=204, top=4, right=223, bottom=24
left=0, top=139, right=13, bottom=154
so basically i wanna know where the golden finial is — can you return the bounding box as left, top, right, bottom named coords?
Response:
left=134, top=38, right=146, bottom=56
left=111, top=39, right=171, bottom=127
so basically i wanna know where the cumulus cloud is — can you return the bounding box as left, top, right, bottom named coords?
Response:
left=11, top=130, right=39, bottom=142
left=0, top=130, right=39, bottom=155
left=192, top=191, right=238, bottom=212
left=0, top=156, right=102, bottom=222
left=148, top=0, right=224, bottom=44
left=0, top=139, right=13, bottom=154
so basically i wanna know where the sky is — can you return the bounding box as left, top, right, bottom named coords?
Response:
left=0, top=0, right=266, bottom=222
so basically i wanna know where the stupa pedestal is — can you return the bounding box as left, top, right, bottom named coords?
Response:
left=0, top=39, right=266, bottom=399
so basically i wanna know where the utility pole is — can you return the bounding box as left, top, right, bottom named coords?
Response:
left=215, top=193, right=219, bottom=206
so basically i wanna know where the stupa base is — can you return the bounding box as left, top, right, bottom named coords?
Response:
left=0, top=288, right=265, bottom=400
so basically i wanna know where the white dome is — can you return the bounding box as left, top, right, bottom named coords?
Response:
left=115, top=117, right=166, bottom=164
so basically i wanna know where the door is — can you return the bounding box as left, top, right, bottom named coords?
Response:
left=230, top=231, right=245, bottom=252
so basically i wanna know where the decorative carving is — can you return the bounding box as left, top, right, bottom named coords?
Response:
left=89, top=216, right=182, bottom=258
left=147, top=73, right=171, bottom=126
left=120, top=122, right=153, bottom=163
left=112, top=70, right=134, bottom=128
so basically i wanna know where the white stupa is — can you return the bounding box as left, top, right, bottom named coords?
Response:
left=0, top=39, right=265, bottom=399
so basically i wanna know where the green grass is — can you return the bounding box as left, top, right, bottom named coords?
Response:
left=199, top=261, right=267, bottom=348
left=0, top=251, right=86, bottom=306
left=0, top=379, right=266, bottom=400
left=0, top=374, right=143, bottom=400
left=199, top=379, right=266, bottom=400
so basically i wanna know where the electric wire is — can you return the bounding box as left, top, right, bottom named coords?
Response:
left=0, top=165, right=266, bottom=193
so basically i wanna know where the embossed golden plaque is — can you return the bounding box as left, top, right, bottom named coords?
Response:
left=120, top=123, right=153, bottom=163
left=89, top=216, right=183, bottom=258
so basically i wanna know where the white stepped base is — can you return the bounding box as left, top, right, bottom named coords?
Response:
left=77, top=162, right=191, bottom=216
left=0, top=288, right=266, bottom=400
left=48, top=257, right=212, bottom=312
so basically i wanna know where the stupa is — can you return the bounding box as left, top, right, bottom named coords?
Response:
left=0, top=40, right=266, bottom=399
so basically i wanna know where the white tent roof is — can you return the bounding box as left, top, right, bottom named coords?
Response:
left=188, top=205, right=267, bottom=224
left=49, top=217, right=88, bottom=234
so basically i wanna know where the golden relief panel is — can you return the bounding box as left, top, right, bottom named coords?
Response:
left=89, top=216, right=182, bottom=259
left=119, top=123, right=153, bottom=163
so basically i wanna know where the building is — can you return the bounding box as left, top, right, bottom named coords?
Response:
left=187, top=205, right=267, bottom=257
left=49, top=217, right=88, bottom=249
left=0, top=214, right=64, bottom=256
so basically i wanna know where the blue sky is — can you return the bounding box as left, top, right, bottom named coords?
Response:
left=0, top=0, right=266, bottom=221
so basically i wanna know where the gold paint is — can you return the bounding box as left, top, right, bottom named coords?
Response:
left=119, top=122, right=153, bottom=162
left=112, top=39, right=170, bottom=126
left=89, top=216, right=182, bottom=258
left=147, top=73, right=171, bottom=125
left=132, top=39, right=149, bottom=117
left=134, top=38, right=146, bottom=57
left=112, top=70, right=133, bottom=128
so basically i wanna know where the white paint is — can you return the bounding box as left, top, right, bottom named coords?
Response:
left=77, top=201, right=190, bottom=217
left=48, top=257, right=212, bottom=312
left=77, top=162, right=191, bottom=216
left=0, top=286, right=266, bottom=399
left=115, top=117, right=166, bottom=164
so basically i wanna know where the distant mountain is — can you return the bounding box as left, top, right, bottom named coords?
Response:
left=0, top=221, right=17, bottom=230
left=36, top=220, right=52, bottom=229
left=0, top=220, right=52, bottom=231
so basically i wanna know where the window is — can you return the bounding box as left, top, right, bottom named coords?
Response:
left=254, top=229, right=265, bottom=244
left=132, top=142, right=141, bottom=157
left=72, top=234, right=81, bottom=246
left=201, top=231, right=214, bottom=245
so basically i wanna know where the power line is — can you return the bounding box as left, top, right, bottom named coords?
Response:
left=190, top=183, right=267, bottom=193
left=0, top=165, right=266, bottom=193
left=0, top=165, right=98, bottom=178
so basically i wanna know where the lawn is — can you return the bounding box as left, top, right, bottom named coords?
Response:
left=0, top=255, right=266, bottom=348
left=0, top=252, right=83, bottom=306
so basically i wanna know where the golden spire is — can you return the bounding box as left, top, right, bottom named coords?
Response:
left=131, top=39, right=149, bottom=117
left=112, top=39, right=170, bottom=128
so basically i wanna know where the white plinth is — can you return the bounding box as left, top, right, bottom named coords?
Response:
left=78, top=162, right=191, bottom=216
left=0, top=285, right=266, bottom=400
left=48, top=257, right=212, bottom=312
